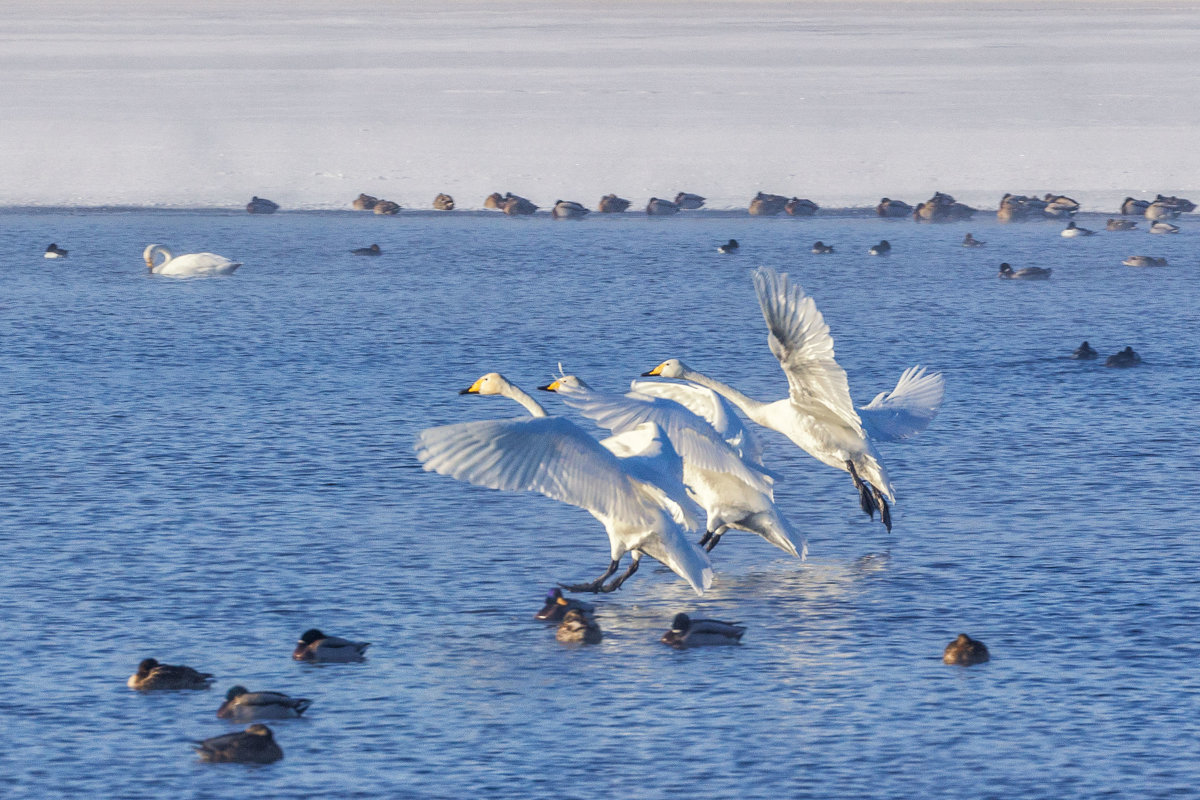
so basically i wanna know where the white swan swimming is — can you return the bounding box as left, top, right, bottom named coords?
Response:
left=414, top=373, right=713, bottom=595
left=143, top=244, right=241, bottom=277
left=644, top=267, right=944, bottom=531
left=540, top=373, right=806, bottom=559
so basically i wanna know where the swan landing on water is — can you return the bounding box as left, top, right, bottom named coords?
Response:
left=143, top=244, right=241, bottom=277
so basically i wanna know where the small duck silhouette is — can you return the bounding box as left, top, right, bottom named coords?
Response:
left=535, top=587, right=596, bottom=622
left=1061, top=220, right=1095, bottom=237
left=868, top=240, right=891, bottom=256
left=811, top=241, right=834, bottom=254
left=217, top=686, right=312, bottom=721
left=943, top=633, right=989, bottom=666
left=128, top=658, right=214, bottom=691
left=44, top=243, right=69, bottom=259
left=1106, top=218, right=1138, bottom=231
left=1149, top=220, right=1180, bottom=234
left=246, top=196, right=279, bottom=214
left=717, top=239, right=739, bottom=254
left=1105, top=346, right=1141, bottom=368
left=556, top=609, right=602, bottom=644
left=998, top=262, right=1051, bottom=280
left=961, top=233, right=985, bottom=247
left=292, top=629, right=369, bottom=662
left=660, top=613, right=745, bottom=648
left=1123, top=255, right=1167, bottom=267
left=1072, top=341, right=1098, bottom=359
left=195, top=724, right=283, bottom=764
left=351, top=244, right=381, bottom=256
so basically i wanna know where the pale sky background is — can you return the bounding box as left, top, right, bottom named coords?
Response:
left=3, top=0, right=1198, bottom=209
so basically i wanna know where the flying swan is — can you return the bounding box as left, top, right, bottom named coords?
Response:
left=644, top=267, right=943, bottom=531
left=143, top=244, right=241, bottom=277
left=414, top=372, right=713, bottom=595
left=540, top=373, right=806, bottom=559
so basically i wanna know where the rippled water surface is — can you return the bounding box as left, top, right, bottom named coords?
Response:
left=1, top=209, right=1197, bottom=798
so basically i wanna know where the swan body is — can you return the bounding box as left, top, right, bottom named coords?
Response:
left=661, top=612, right=745, bottom=648
left=415, top=373, right=713, bottom=595
left=543, top=374, right=805, bottom=558
left=143, top=244, right=240, bottom=277
left=195, top=724, right=283, bottom=764
left=943, top=633, right=989, bottom=666
left=217, top=686, right=312, bottom=721
left=127, top=658, right=214, bottom=691
left=645, top=268, right=942, bottom=531
left=292, top=629, right=369, bottom=662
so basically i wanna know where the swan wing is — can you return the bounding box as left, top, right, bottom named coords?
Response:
left=633, top=517, right=714, bottom=595
left=753, top=267, right=864, bottom=436
left=415, top=416, right=664, bottom=529
left=598, top=425, right=704, bottom=530
left=556, top=385, right=775, bottom=494
left=157, top=252, right=241, bottom=276
left=628, top=378, right=766, bottom=466
left=858, top=366, right=945, bottom=442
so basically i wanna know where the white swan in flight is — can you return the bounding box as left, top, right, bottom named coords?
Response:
left=644, top=267, right=943, bottom=531
left=540, top=373, right=806, bottom=559
left=143, top=244, right=241, bottom=277
left=414, top=373, right=713, bottom=595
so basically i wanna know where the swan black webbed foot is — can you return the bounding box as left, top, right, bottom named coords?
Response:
left=871, top=485, right=892, bottom=532
left=846, top=460, right=879, bottom=518
left=598, top=557, right=640, bottom=593
left=559, top=559, right=620, bottom=594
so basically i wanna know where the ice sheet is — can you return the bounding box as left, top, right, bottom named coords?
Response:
left=2, top=0, right=1198, bottom=210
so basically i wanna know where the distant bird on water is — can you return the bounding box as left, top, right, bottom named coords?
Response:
left=128, top=658, right=214, bottom=691
left=351, top=244, right=381, bottom=256
left=943, top=633, right=989, bottom=666
left=44, top=243, right=69, bottom=258
left=1071, top=341, right=1098, bottom=360
left=217, top=686, right=312, bottom=721
left=195, top=724, right=284, bottom=764
left=292, top=629, right=369, bottom=662
left=718, top=239, right=739, bottom=254
left=660, top=613, right=745, bottom=648
left=998, top=262, right=1050, bottom=280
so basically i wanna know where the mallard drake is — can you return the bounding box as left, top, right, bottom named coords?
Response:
left=646, top=197, right=680, bottom=215
left=1123, top=255, right=1167, bottom=267
left=552, top=200, right=590, bottom=220
left=44, top=243, right=69, bottom=258
left=660, top=612, right=745, bottom=648
left=127, top=658, right=214, bottom=691
left=962, top=233, right=985, bottom=247
left=943, top=633, right=989, bottom=666
left=535, top=587, right=596, bottom=622
left=1105, top=346, right=1141, bottom=368
left=556, top=609, right=602, bottom=644
left=1106, top=218, right=1138, bottom=231
left=1072, top=341, right=1098, bottom=359
left=875, top=197, right=912, bottom=218
left=811, top=240, right=834, bottom=254
left=1149, top=220, right=1180, bottom=234
left=998, top=262, right=1051, bottom=280
left=195, top=724, right=283, bottom=764
left=432, top=193, right=455, bottom=211
left=292, top=629, right=369, bottom=662
left=350, top=244, right=381, bottom=256
left=868, top=240, right=891, bottom=256
left=598, top=194, right=631, bottom=213
left=717, top=239, right=739, bottom=254
left=246, top=196, right=279, bottom=214
left=1061, top=221, right=1095, bottom=237
left=674, top=192, right=706, bottom=210
left=217, top=686, right=312, bottom=721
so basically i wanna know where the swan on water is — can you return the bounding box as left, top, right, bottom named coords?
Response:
left=143, top=244, right=241, bottom=277
left=540, top=373, right=806, bottom=559
left=644, top=267, right=943, bottom=531
left=414, top=373, right=713, bottom=595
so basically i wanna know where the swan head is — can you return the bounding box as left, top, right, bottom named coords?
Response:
left=143, top=244, right=170, bottom=269
left=643, top=358, right=688, bottom=379
left=459, top=372, right=513, bottom=396
left=537, top=372, right=591, bottom=393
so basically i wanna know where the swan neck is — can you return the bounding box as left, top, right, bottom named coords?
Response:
left=502, top=383, right=549, bottom=417
left=681, top=369, right=766, bottom=417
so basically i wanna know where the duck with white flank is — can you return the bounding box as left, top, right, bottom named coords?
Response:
left=195, top=724, right=283, bottom=764
left=415, top=373, right=713, bottom=595
left=660, top=613, right=745, bottom=648
left=718, top=239, right=739, bottom=254
left=217, top=686, right=312, bottom=721
left=868, top=240, right=891, bottom=255
left=292, top=628, right=370, bottom=662
left=1061, top=221, right=1095, bottom=237
left=1149, top=220, right=1180, bottom=234
left=128, top=658, right=214, bottom=691
left=998, top=262, right=1051, bottom=280
left=811, top=241, right=834, bottom=254
left=44, top=243, right=69, bottom=258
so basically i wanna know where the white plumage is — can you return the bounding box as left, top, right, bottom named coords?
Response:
left=143, top=243, right=241, bottom=276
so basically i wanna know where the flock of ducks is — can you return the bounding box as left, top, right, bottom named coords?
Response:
left=128, top=628, right=368, bottom=764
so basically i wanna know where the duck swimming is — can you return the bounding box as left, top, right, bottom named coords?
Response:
left=351, top=244, right=381, bottom=256
left=961, top=233, right=984, bottom=247
left=1123, top=255, right=1167, bottom=267
left=217, top=686, right=312, bottom=721
left=44, top=243, right=68, bottom=259
left=195, top=724, right=283, bottom=764
left=943, top=633, right=989, bottom=666
left=128, top=658, right=214, bottom=691
left=998, top=262, right=1051, bottom=280
left=552, top=200, right=590, bottom=219
left=660, top=613, right=745, bottom=648
left=1105, top=346, right=1141, bottom=368
left=811, top=241, right=834, bottom=254
left=555, top=609, right=603, bottom=644
left=1060, top=221, right=1095, bottom=237
left=292, top=629, right=370, bottom=662
left=1106, top=218, right=1137, bottom=231
left=535, top=587, right=596, bottom=622
left=1072, top=341, right=1098, bottom=359
left=868, top=240, right=891, bottom=256
left=1149, top=220, right=1180, bottom=234
left=718, top=239, right=739, bottom=254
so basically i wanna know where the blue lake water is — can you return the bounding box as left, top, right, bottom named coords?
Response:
left=1, top=208, right=1197, bottom=798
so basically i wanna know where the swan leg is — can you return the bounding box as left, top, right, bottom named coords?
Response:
left=872, top=486, right=892, bottom=532
left=560, top=559, right=620, bottom=594
left=846, top=461, right=878, bottom=518
left=704, top=525, right=730, bottom=553
left=599, top=554, right=641, bottom=593
left=698, top=530, right=714, bottom=548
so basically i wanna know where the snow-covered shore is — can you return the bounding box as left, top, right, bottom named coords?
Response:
left=3, top=1, right=1198, bottom=211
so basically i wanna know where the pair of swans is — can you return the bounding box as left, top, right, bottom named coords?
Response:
left=143, top=244, right=241, bottom=277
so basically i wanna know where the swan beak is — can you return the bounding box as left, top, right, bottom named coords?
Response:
left=642, top=364, right=664, bottom=376
left=459, top=377, right=485, bottom=395
left=537, top=381, right=560, bottom=392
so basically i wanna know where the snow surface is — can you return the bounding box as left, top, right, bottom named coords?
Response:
left=3, top=0, right=1199, bottom=210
